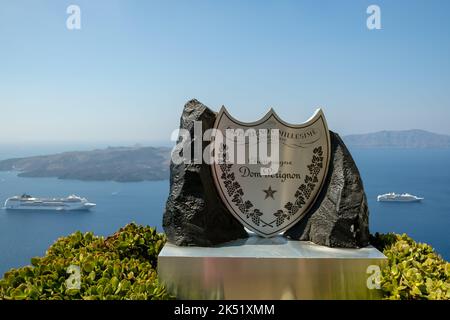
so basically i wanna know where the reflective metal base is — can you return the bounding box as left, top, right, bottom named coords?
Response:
left=158, top=235, right=387, bottom=300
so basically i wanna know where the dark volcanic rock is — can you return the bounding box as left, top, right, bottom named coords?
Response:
left=164, top=100, right=369, bottom=248
left=284, top=132, right=370, bottom=248
left=163, top=99, right=248, bottom=246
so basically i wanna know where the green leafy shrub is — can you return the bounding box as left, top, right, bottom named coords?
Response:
left=0, top=223, right=171, bottom=300
left=2, top=225, right=448, bottom=300
left=371, top=232, right=450, bottom=300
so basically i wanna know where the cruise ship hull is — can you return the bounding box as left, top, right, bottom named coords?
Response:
left=4, top=204, right=95, bottom=211
left=377, top=193, right=424, bottom=202
left=377, top=198, right=423, bottom=203
left=3, top=195, right=96, bottom=211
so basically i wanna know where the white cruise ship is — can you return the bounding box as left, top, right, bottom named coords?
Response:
left=377, top=193, right=424, bottom=202
left=3, top=194, right=96, bottom=211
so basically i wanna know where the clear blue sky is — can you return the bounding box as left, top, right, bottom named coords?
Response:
left=1, top=0, right=450, bottom=145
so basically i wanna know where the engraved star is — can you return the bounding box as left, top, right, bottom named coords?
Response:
left=263, top=186, right=277, bottom=199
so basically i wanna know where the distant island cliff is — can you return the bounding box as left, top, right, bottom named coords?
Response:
left=0, top=146, right=172, bottom=182
left=0, top=129, right=448, bottom=182
left=343, top=130, right=450, bottom=148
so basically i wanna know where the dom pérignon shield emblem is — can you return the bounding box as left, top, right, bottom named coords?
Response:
left=211, top=107, right=331, bottom=237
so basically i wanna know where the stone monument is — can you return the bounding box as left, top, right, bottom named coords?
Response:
left=159, top=99, right=385, bottom=299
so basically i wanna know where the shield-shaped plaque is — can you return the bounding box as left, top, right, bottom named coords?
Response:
left=211, top=107, right=331, bottom=237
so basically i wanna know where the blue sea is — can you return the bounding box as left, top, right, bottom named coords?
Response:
left=0, top=147, right=449, bottom=275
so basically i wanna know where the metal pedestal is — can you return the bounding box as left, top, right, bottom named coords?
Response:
left=158, top=235, right=387, bottom=300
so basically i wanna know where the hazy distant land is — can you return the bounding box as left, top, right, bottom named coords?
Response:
left=0, top=130, right=449, bottom=182
left=343, top=130, right=450, bottom=148
left=0, top=146, right=171, bottom=182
